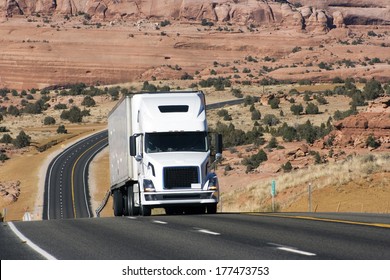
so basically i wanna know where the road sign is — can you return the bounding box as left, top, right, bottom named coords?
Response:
left=271, top=180, right=276, bottom=197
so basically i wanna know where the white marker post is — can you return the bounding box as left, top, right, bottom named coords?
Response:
left=271, top=180, right=276, bottom=212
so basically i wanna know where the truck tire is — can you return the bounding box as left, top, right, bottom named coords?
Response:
left=126, top=186, right=139, bottom=216
left=206, top=203, right=217, bottom=214
left=113, top=189, right=123, bottom=216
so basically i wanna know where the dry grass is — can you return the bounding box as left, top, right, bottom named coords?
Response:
left=221, top=153, right=390, bottom=213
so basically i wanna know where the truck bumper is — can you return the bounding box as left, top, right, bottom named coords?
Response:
left=141, top=190, right=218, bottom=206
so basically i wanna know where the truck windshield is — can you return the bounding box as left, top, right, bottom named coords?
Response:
left=145, top=132, right=208, bottom=153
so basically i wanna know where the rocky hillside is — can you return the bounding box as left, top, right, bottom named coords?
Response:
left=2, top=0, right=389, bottom=31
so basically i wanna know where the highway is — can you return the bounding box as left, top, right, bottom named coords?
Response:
left=2, top=213, right=390, bottom=259
left=42, top=130, right=108, bottom=220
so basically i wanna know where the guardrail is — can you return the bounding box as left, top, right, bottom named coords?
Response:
left=95, top=190, right=110, bottom=217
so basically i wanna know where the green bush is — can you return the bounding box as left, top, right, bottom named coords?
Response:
left=54, top=103, right=67, bottom=110
left=366, top=134, right=380, bottom=148
left=268, top=98, right=280, bottom=109
left=60, top=106, right=83, bottom=123
left=43, top=116, right=56, bottom=125
left=305, top=102, right=320, bottom=114
left=81, top=96, right=96, bottom=107
left=57, top=125, right=67, bottom=134
left=0, top=133, right=13, bottom=144
left=251, top=109, right=261, bottom=120
left=290, top=104, right=303, bottom=115
left=282, top=161, right=292, bottom=172
left=262, top=114, right=280, bottom=126
left=0, top=151, right=9, bottom=162
left=12, top=130, right=31, bottom=148
left=242, top=149, right=268, bottom=172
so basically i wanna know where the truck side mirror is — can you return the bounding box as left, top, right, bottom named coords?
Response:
left=129, top=135, right=137, bottom=157
left=215, top=134, right=223, bottom=155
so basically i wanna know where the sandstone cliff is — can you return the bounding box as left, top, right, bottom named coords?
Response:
left=4, top=0, right=386, bottom=32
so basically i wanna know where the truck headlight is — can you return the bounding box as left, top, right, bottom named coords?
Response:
left=143, top=179, right=156, bottom=192
left=206, top=173, right=219, bottom=191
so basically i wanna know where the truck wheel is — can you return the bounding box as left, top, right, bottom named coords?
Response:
left=206, top=204, right=217, bottom=214
left=113, top=190, right=123, bottom=216
left=141, top=205, right=151, bottom=216
left=126, top=186, right=139, bottom=216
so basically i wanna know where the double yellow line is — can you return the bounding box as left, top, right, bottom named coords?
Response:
left=247, top=213, right=390, bottom=229
left=70, top=137, right=108, bottom=218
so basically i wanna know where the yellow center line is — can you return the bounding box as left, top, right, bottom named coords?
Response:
left=246, top=213, right=390, bottom=229
left=71, top=137, right=108, bottom=218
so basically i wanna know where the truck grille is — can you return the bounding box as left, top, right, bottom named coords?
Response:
left=164, top=167, right=199, bottom=189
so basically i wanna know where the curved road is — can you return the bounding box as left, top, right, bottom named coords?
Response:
left=43, top=130, right=108, bottom=220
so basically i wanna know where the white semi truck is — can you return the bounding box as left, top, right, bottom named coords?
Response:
left=108, top=91, right=222, bottom=216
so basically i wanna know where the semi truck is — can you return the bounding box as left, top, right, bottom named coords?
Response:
left=108, top=91, right=222, bottom=216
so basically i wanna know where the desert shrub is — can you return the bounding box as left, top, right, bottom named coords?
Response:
left=0, top=133, right=13, bottom=144
left=332, top=76, right=344, bottom=84
left=81, top=95, right=96, bottom=107
left=242, top=149, right=268, bottom=172
left=142, top=81, right=157, bottom=92
left=0, top=126, right=9, bottom=132
left=262, top=114, right=280, bottom=126
left=0, top=114, right=3, bottom=122
left=7, top=105, right=21, bottom=116
left=57, top=125, right=67, bottom=134
left=180, top=72, right=193, bottom=80
left=231, top=88, right=243, bottom=98
left=24, top=99, right=48, bottom=114
left=305, top=102, right=320, bottom=114
left=282, top=161, right=292, bottom=172
left=13, top=130, right=31, bottom=148
left=266, top=137, right=278, bottom=149
left=160, top=20, right=171, bottom=27
left=366, top=134, right=380, bottom=148
left=290, top=104, right=303, bottom=115
left=251, top=109, right=261, bottom=120
left=0, top=151, right=9, bottom=162
left=268, top=98, right=280, bottom=109
left=315, top=95, right=328, bottom=105
left=217, top=109, right=229, bottom=118
left=43, top=116, right=56, bottom=125
left=333, top=108, right=357, bottom=121
left=244, top=95, right=259, bottom=106
left=363, top=79, right=383, bottom=100
left=54, top=103, right=67, bottom=110
left=60, top=106, right=83, bottom=123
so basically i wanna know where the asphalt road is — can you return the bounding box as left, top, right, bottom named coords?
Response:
left=2, top=213, right=390, bottom=260
left=42, top=130, right=108, bottom=220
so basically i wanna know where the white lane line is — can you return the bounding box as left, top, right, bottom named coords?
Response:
left=197, top=228, right=221, bottom=236
left=153, top=220, right=168, bottom=225
left=127, top=216, right=137, bottom=220
left=277, top=246, right=316, bottom=256
left=8, top=222, right=57, bottom=260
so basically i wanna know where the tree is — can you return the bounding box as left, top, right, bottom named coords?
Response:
left=266, top=137, right=278, bottom=149
left=366, top=134, right=380, bottom=148
left=251, top=109, right=261, bottom=120
left=268, top=98, right=280, bottom=109
left=0, top=151, right=9, bottom=162
left=61, top=106, right=83, bottom=123
left=57, top=125, right=67, bottom=134
left=43, top=116, right=56, bottom=125
left=0, top=133, right=13, bottom=144
left=262, top=114, right=280, bottom=126
left=290, top=104, right=303, bottom=115
left=13, top=130, right=31, bottom=148
left=81, top=96, right=96, bottom=107
left=305, top=102, right=320, bottom=114
left=363, top=79, right=383, bottom=100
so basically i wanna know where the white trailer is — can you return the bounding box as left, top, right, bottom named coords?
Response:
left=108, top=91, right=222, bottom=216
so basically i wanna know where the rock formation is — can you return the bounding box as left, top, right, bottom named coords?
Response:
left=4, top=0, right=379, bottom=32
left=328, top=97, right=390, bottom=149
